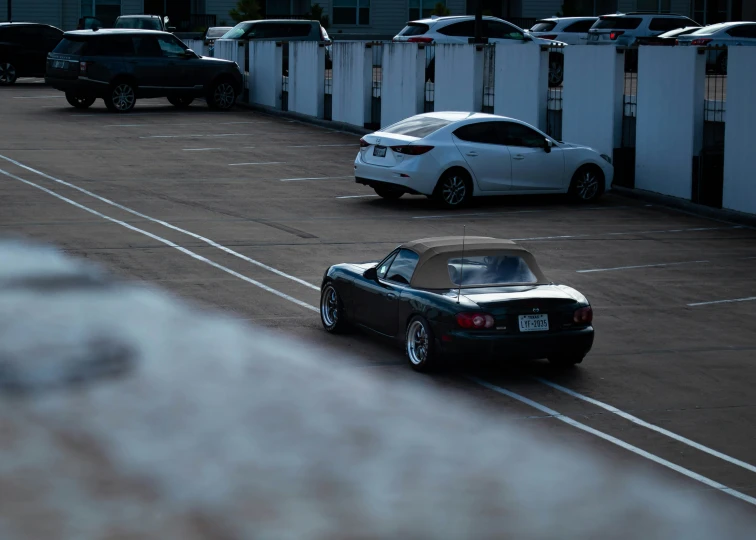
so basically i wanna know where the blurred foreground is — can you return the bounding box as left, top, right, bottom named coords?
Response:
left=0, top=237, right=753, bottom=539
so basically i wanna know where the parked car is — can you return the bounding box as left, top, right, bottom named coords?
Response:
left=393, top=15, right=567, bottom=86
left=77, top=16, right=103, bottom=30
left=0, top=22, right=64, bottom=85
left=114, top=15, right=174, bottom=32
left=586, top=12, right=700, bottom=47
left=676, top=21, right=756, bottom=74
left=634, top=26, right=701, bottom=46
left=320, top=236, right=594, bottom=371
left=529, top=16, right=597, bottom=45
left=203, top=26, right=233, bottom=48
left=45, top=29, right=243, bottom=112
left=219, top=20, right=332, bottom=68
left=354, top=112, right=613, bottom=208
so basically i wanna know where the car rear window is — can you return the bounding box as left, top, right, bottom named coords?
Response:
left=382, top=116, right=453, bottom=138
left=53, top=37, right=90, bottom=55
left=530, top=21, right=556, bottom=32
left=648, top=17, right=695, bottom=32
left=206, top=27, right=231, bottom=39
left=448, top=255, right=538, bottom=286
left=222, top=22, right=253, bottom=39
left=593, top=17, right=642, bottom=30
left=399, top=23, right=429, bottom=36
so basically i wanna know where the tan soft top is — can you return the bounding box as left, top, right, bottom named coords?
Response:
left=400, top=236, right=548, bottom=289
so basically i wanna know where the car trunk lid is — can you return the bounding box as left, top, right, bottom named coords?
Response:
left=360, top=132, right=419, bottom=167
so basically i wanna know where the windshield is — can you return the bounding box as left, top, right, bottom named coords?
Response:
left=448, top=255, right=538, bottom=286
left=53, top=37, right=90, bottom=55
left=115, top=18, right=162, bottom=30
left=688, top=23, right=729, bottom=35
left=222, top=22, right=254, bottom=39
left=530, top=21, right=556, bottom=32
left=592, top=17, right=642, bottom=30
left=382, top=116, right=453, bottom=138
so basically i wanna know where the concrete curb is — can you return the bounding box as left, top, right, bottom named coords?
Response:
left=612, top=186, right=756, bottom=228
left=238, top=102, right=370, bottom=137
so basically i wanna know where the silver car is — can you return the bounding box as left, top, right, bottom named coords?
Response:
left=676, top=21, right=756, bottom=74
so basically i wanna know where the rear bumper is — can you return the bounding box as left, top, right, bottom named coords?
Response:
left=355, top=177, right=423, bottom=195
left=353, top=152, right=439, bottom=195
left=438, top=327, right=594, bottom=360
left=45, top=76, right=104, bottom=95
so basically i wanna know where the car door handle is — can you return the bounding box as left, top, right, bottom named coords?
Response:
left=387, top=293, right=397, bottom=300
left=513, top=154, right=525, bottom=160
left=466, top=151, right=479, bottom=157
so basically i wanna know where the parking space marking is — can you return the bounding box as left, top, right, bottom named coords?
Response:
left=469, top=377, right=756, bottom=507
left=229, top=162, right=286, bottom=166
left=576, top=260, right=710, bottom=273
left=183, top=148, right=221, bottom=151
left=336, top=194, right=379, bottom=199
left=0, top=154, right=320, bottom=292
left=513, top=226, right=742, bottom=241
left=106, top=121, right=266, bottom=127
left=413, top=210, right=543, bottom=220
left=280, top=176, right=353, bottom=182
left=688, top=296, right=756, bottom=307
left=12, top=95, right=64, bottom=99
left=535, top=377, right=756, bottom=475
left=139, top=134, right=249, bottom=139
left=0, top=167, right=318, bottom=312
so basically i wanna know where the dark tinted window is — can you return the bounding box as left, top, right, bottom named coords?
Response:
left=453, top=122, right=501, bottom=145
left=438, top=21, right=476, bottom=37
left=133, top=35, right=162, bottom=57
left=115, top=17, right=162, bottom=30
left=727, top=24, right=756, bottom=38
left=206, top=27, right=232, bottom=38
left=385, top=249, right=419, bottom=285
left=531, top=21, right=556, bottom=32
left=383, top=116, right=453, bottom=138
left=53, top=37, right=90, bottom=55
left=486, top=21, right=524, bottom=40
left=376, top=251, right=398, bottom=279
left=448, top=255, right=538, bottom=286
left=398, top=23, right=429, bottom=36
left=564, top=19, right=596, bottom=32
left=95, top=35, right=135, bottom=56
left=157, top=35, right=186, bottom=57
left=222, top=22, right=253, bottom=39
left=649, top=17, right=694, bottom=32
left=498, top=122, right=546, bottom=148
left=593, top=17, right=642, bottom=30
left=40, top=27, right=63, bottom=41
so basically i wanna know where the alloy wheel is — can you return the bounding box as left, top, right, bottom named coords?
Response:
left=0, top=63, right=17, bottom=85
left=575, top=170, right=599, bottom=201
left=112, top=84, right=135, bottom=112
left=406, top=320, right=429, bottom=366
left=213, top=83, right=235, bottom=109
left=442, top=175, right=467, bottom=206
left=320, top=285, right=339, bottom=327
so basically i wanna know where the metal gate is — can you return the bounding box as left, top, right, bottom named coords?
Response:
left=612, top=46, right=638, bottom=188
left=545, top=43, right=564, bottom=140
left=323, top=43, right=332, bottom=121
left=482, top=44, right=495, bottom=113
left=367, top=42, right=382, bottom=130
left=423, top=44, right=435, bottom=113
left=280, top=41, right=289, bottom=112
left=692, top=46, right=727, bottom=208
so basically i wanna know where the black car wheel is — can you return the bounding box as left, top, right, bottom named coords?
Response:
left=548, top=52, right=564, bottom=87
left=168, top=96, right=194, bottom=108
left=374, top=186, right=403, bottom=200
left=568, top=165, right=604, bottom=203
left=405, top=316, right=437, bottom=372
left=207, top=80, right=237, bottom=110
left=65, top=92, right=96, bottom=109
left=0, top=62, right=17, bottom=85
left=104, top=81, right=136, bottom=113
left=548, top=354, right=585, bottom=367
left=320, top=282, right=349, bottom=333
left=434, top=169, right=473, bottom=209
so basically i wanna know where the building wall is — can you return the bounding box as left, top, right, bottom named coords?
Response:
left=3, top=0, right=63, bottom=26
left=207, top=0, right=239, bottom=26
left=521, top=0, right=561, bottom=18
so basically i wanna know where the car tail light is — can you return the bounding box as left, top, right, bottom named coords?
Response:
left=408, top=36, right=434, bottom=43
left=691, top=38, right=712, bottom=46
left=456, top=312, right=495, bottom=329
left=609, top=31, right=624, bottom=40
left=573, top=306, right=593, bottom=325
left=390, top=145, right=434, bottom=155
left=540, top=34, right=557, bottom=40
left=359, top=138, right=370, bottom=148
left=79, top=61, right=87, bottom=74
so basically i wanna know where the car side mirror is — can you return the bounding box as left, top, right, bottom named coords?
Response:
left=363, top=267, right=378, bottom=281
left=544, top=138, right=553, bottom=153
left=183, top=49, right=198, bottom=58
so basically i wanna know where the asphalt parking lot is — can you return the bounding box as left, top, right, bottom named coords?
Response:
left=2, top=82, right=756, bottom=518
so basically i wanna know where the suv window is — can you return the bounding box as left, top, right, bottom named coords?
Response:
left=53, top=36, right=91, bottom=55
left=384, top=249, right=419, bottom=285
left=564, top=20, right=596, bottom=32
left=486, top=21, right=524, bottom=40
left=133, top=35, right=162, bottom=57
left=727, top=24, right=756, bottom=38
left=453, top=122, right=501, bottom=145
left=498, top=122, right=546, bottom=148
left=531, top=21, right=556, bottom=32
left=593, top=17, right=642, bottom=30
left=399, top=23, right=429, bottom=36
left=156, top=35, right=186, bottom=57
left=438, top=20, right=476, bottom=37
left=223, top=22, right=253, bottom=39
left=648, top=17, right=694, bottom=32
left=95, top=35, right=135, bottom=57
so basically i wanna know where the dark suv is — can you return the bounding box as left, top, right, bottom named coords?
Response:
left=0, top=22, right=64, bottom=85
left=45, top=29, right=243, bottom=113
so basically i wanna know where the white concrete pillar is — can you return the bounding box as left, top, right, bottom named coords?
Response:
left=562, top=46, right=624, bottom=157
left=723, top=47, right=756, bottom=214
left=434, top=44, right=483, bottom=112
left=635, top=47, right=705, bottom=199
left=249, top=41, right=282, bottom=109
left=380, top=43, right=425, bottom=128
left=493, top=43, right=548, bottom=131
left=289, top=42, right=326, bottom=118
left=332, top=42, right=372, bottom=128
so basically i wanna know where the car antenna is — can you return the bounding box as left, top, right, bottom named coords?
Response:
left=457, top=225, right=465, bottom=304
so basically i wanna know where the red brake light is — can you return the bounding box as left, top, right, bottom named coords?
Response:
left=609, top=31, right=624, bottom=40
left=540, top=34, right=557, bottom=40
left=690, top=38, right=712, bottom=46
left=573, top=306, right=593, bottom=325
left=359, top=138, right=370, bottom=148
left=390, top=145, right=434, bottom=155
left=407, top=36, right=434, bottom=43
left=456, top=312, right=495, bottom=329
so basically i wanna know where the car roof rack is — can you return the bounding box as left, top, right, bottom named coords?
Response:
left=623, top=11, right=688, bottom=16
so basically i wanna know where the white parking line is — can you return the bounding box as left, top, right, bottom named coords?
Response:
left=336, top=194, right=379, bottom=199
left=0, top=167, right=318, bottom=313
left=0, top=154, right=319, bottom=292
left=139, top=134, right=247, bottom=139
left=688, top=296, right=756, bottom=307
left=534, top=377, right=756, bottom=475
left=469, top=377, right=756, bottom=507
left=229, top=162, right=285, bottom=166
left=512, top=226, right=742, bottom=241
left=280, top=176, right=353, bottom=182
left=106, top=121, right=265, bottom=127
left=413, top=210, right=543, bottom=220
left=12, top=95, right=64, bottom=99
left=183, top=148, right=221, bottom=151
left=576, top=260, right=710, bottom=273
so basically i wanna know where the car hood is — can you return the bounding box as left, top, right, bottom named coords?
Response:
left=198, top=56, right=236, bottom=65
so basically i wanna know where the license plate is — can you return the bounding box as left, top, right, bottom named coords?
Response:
left=518, top=314, right=549, bottom=332
left=373, top=146, right=387, bottom=158
left=53, top=60, right=67, bottom=69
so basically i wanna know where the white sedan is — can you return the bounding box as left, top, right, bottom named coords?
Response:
left=354, top=112, right=614, bottom=208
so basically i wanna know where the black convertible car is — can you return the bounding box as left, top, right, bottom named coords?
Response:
left=320, top=236, right=594, bottom=371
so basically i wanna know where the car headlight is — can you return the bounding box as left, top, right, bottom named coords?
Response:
left=600, top=154, right=612, bottom=165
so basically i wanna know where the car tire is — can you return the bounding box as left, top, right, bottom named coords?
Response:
left=548, top=354, right=584, bottom=367
left=320, top=282, right=349, bottom=334
left=568, top=165, right=604, bottom=203
left=104, top=80, right=136, bottom=113
left=0, top=62, right=17, bottom=85
left=168, top=96, right=194, bottom=108
left=716, top=52, right=727, bottom=75
left=207, top=79, right=237, bottom=110
left=405, top=316, right=437, bottom=372
left=548, top=52, right=564, bottom=87
left=434, top=168, right=473, bottom=209
left=374, top=186, right=403, bottom=200
left=65, top=92, right=96, bottom=109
